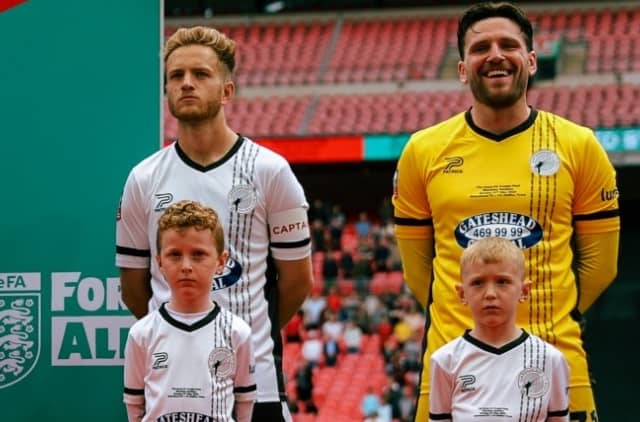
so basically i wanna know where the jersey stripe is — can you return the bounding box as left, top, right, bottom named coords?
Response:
left=394, top=217, right=433, bottom=226
left=116, top=245, right=151, bottom=257
left=271, top=238, right=311, bottom=248
left=573, top=209, right=620, bottom=221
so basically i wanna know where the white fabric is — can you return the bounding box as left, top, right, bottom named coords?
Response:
left=429, top=330, right=569, bottom=422
left=123, top=303, right=256, bottom=422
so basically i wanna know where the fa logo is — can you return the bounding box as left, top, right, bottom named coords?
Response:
left=0, top=273, right=41, bottom=389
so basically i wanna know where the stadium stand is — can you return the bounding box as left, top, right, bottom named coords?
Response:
left=164, top=6, right=640, bottom=142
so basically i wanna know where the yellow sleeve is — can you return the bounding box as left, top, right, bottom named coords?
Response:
left=575, top=231, right=619, bottom=313
left=396, top=236, right=434, bottom=310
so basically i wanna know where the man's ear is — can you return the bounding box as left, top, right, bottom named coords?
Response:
left=221, top=79, right=235, bottom=105
left=458, top=61, right=468, bottom=84
left=527, top=50, right=538, bottom=77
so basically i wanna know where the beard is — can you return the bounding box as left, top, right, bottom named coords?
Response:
left=168, top=95, right=222, bottom=123
left=469, top=72, right=528, bottom=109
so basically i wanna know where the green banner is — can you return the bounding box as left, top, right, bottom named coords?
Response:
left=595, top=127, right=640, bottom=152
left=0, top=2, right=160, bottom=421
left=363, top=128, right=640, bottom=161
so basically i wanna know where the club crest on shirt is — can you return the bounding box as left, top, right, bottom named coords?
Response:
left=208, top=347, right=235, bottom=379
left=530, top=150, right=560, bottom=176
left=517, top=367, right=549, bottom=398
left=228, top=185, right=256, bottom=214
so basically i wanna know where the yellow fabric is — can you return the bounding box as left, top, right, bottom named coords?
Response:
left=392, top=109, right=620, bottom=420
left=575, top=231, right=619, bottom=313
left=395, top=236, right=434, bottom=309
left=568, top=386, right=599, bottom=422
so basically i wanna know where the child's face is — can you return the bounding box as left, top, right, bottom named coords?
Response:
left=157, top=227, right=227, bottom=309
left=457, top=258, right=529, bottom=330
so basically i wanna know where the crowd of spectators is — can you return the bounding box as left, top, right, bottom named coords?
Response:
left=283, top=198, right=424, bottom=421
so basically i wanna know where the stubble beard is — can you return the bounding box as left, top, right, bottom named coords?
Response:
left=168, top=96, right=222, bottom=123
left=470, top=72, right=528, bottom=109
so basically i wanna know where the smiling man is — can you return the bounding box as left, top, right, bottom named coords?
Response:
left=392, top=2, right=620, bottom=422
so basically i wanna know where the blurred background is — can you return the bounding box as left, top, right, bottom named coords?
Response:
left=163, top=1, right=640, bottom=421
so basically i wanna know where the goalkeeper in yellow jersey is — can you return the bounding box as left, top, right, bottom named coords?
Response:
left=392, top=2, right=619, bottom=422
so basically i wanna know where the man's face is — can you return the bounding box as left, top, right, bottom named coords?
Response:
left=458, top=17, right=537, bottom=109
left=165, top=44, right=233, bottom=122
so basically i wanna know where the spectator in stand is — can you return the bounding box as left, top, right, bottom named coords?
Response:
left=392, top=317, right=413, bottom=347
left=354, top=239, right=374, bottom=296
left=382, top=374, right=403, bottom=421
left=355, top=211, right=372, bottom=239
left=321, top=311, right=343, bottom=366
left=321, top=250, right=339, bottom=293
left=372, top=236, right=391, bottom=273
left=343, top=319, right=363, bottom=353
left=301, top=329, right=323, bottom=367
left=376, top=315, right=394, bottom=348
left=323, top=335, right=340, bottom=367
left=386, top=236, right=403, bottom=271
left=301, top=289, right=326, bottom=329
left=308, top=198, right=329, bottom=226
left=321, top=311, right=344, bottom=342
left=310, top=218, right=327, bottom=252
left=338, top=290, right=361, bottom=322
left=340, top=248, right=355, bottom=279
left=325, top=286, right=343, bottom=315
left=398, top=385, right=416, bottom=422
left=377, top=394, right=393, bottom=422
left=362, top=386, right=382, bottom=419
left=402, top=331, right=423, bottom=372
left=379, top=196, right=393, bottom=226
left=328, top=204, right=346, bottom=250
left=294, top=359, right=314, bottom=408
left=283, top=309, right=304, bottom=343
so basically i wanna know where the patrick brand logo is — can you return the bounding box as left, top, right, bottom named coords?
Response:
left=444, top=156, right=464, bottom=173
left=0, top=273, right=41, bottom=389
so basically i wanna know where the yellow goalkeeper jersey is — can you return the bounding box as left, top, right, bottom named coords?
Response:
left=393, top=108, right=619, bottom=388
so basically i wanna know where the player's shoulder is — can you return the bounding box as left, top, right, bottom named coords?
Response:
left=217, top=305, right=252, bottom=340
left=412, top=111, right=466, bottom=138
left=127, top=143, right=176, bottom=180
left=405, top=112, right=467, bottom=150
left=431, top=335, right=465, bottom=361
left=240, top=135, right=290, bottom=169
left=535, top=109, right=595, bottom=139
left=526, top=333, right=565, bottom=359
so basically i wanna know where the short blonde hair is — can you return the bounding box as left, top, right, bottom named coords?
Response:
left=164, top=26, right=236, bottom=74
left=156, top=200, right=225, bottom=253
left=460, top=237, right=525, bottom=279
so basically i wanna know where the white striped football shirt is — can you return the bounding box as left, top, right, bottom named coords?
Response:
left=116, top=136, right=311, bottom=405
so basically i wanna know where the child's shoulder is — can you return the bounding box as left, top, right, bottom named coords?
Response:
left=216, top=305, right=252, bottom=336
left=128, top=309, right=162, bottom=337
